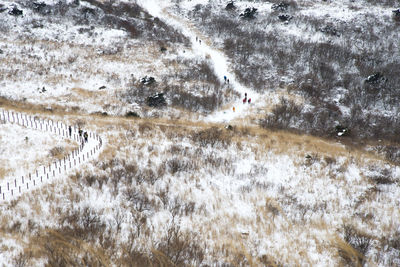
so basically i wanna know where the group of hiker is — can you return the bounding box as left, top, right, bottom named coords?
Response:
left=68, top=125, right=88, bottom=143
left=232, top=92, right=252, bottom=113
left=223, top=75, right=230, bottom=84
left=195, top=36, right=202, bottom=45
left=243, top=93, right=251, bottom=104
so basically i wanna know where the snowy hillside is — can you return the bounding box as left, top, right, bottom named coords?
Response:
left=0, top=0, right=399, bottom=266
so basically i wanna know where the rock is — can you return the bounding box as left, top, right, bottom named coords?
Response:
left=32, top=1, right=51, bottom=15
left=393, top=8, right=400, bottom=21
left=319, top=24, right=339, bottom=36
left=125, top=111, right=140, bottom=118
left=239, top=7, right=257, bottom=19
left=278, top=14, right=292, bottom=22
left=33, top=2, right=46, bottom=10
left=0, top=4, right=7, bottom=13
left=335, top=125, right=349, bottom=137
left=140, top=76, right=156, bottom=85
left=272, top=2, right=289, bottom=12
left=226, top=1, right=236, bottom=10
left=365, top=72, right=385, bottom=84
left=146, top=93, right=166, bottom=108
left=81, top=7, right=96, bottom=19
left=0, top=49, right=3, bottom=54
left=225, top=124, right=234, bottom=130
left=9, top=6, right=23, bottom=16
left=99, top=85, right=106, bottom=90
left=32, top=20, right=44, bottom=28
left=160, top=46, right=167, bottom=52
left=92, top=111, right=108, bottom=116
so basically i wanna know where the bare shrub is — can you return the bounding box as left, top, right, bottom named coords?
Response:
left=124, top=187, right=152, bottom=212
left=169, top=88, right=223, bottom=113
left=49, top=146, right=64, bottom=158
left=138, top=122, right=153, bottom=135
left=58, top=206, right=105, bottom=242
left=340, top=224, right=372, bottom=266
left=388, top=231, right=400, bottom=250
left=168, top=196, right=196, bottom=217
left=156, top=218, right=204, bottom=266
left=32, top=229, right=109, bottom=266
left=166, top=157, right=194, bottom=175
left=12, top=251, right=32, bottom=267
left=261, top=98, right=302, bottom=130
left=324, top=156, right=336, bottom=166
left=191, top=126, right=231, bottom=147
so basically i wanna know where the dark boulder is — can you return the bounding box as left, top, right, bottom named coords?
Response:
left=140, top=76, right=156, bottom=85
left=125, top=111, right=140, bottom=118
left=33, top=2, right=46, bottom=10
left=365, top=72, right=385, bottom=84
left=160, top=46, right=167, bottom=52
left=9, top=6, right=23, bottom=16
left=278, top=14, right=292, bottom=22
left=225, top=124, right=234, bottom=130
left=320, top=25, right=339, bottom=36
left=335, top=125, right=349, bottom=137
left=226, top=1, right=236, bottom=10
left=239, top=7, right=257, bottom=19
left=0, top=4, right=7, bottom=13
left=272, top=2, right=289, bottom=12
left=146, top=93, right=166, bottom=107
left=99, top=85, right=106, bottom=90
left=32, top=2, right=51, bottom=15
left=81, top=7, right=96, bottom=16
left=393, top=8, right=400, bottom=21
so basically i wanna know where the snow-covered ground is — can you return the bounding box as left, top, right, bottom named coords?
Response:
left=0, top=0, right=399, bottom=266
left=0, top=112, right=74, bottom=178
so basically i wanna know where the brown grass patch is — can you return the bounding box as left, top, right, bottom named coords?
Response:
left=0, top=167, right=11, bottom=179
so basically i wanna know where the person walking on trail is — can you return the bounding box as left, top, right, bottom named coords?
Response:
left=227, top=78, right=229, bottom=84
left=243, top=93, right=247, bottom=104
left=68, top=125, right=72, bottom=137
left=224, top=76, right=227, bottom=83
left=196, top=36, right=198, bottom=42
left=84, top=131, right=88, bottom=143
left=199, top=39, right=201, bottom=45
left=233, top=106, right=235, bottom=112
left=248, top=98, right=251, bottom=104
left=78, top=128, right=83, bottom=140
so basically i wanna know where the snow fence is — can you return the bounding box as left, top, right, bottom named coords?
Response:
left=0, top=108, right=103, bottom=202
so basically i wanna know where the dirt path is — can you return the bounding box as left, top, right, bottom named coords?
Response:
left=136, top=0, right=267, bottom=124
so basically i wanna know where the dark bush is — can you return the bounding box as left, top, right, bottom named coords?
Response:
left=341, top=224, right=372, bottom=266
left=261, top=98, right=302, bottom=130
left=156, top=220, right=204, bottom=266
left=192, top=127, right=231, bottom=147
left=125, top=111, right=140, bottom=118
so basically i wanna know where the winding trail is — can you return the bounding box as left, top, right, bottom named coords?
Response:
left=0, top=108, right=103, bottom=202
left=136, top=0, right=264, bottom=124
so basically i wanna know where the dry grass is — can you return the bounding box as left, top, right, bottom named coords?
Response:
left=0, top=167, right=11, bottom=179
left=331, top=234, right=364, bottom=267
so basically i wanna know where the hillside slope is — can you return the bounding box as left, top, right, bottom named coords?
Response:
left=0, top=0, right=399, bottom=266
